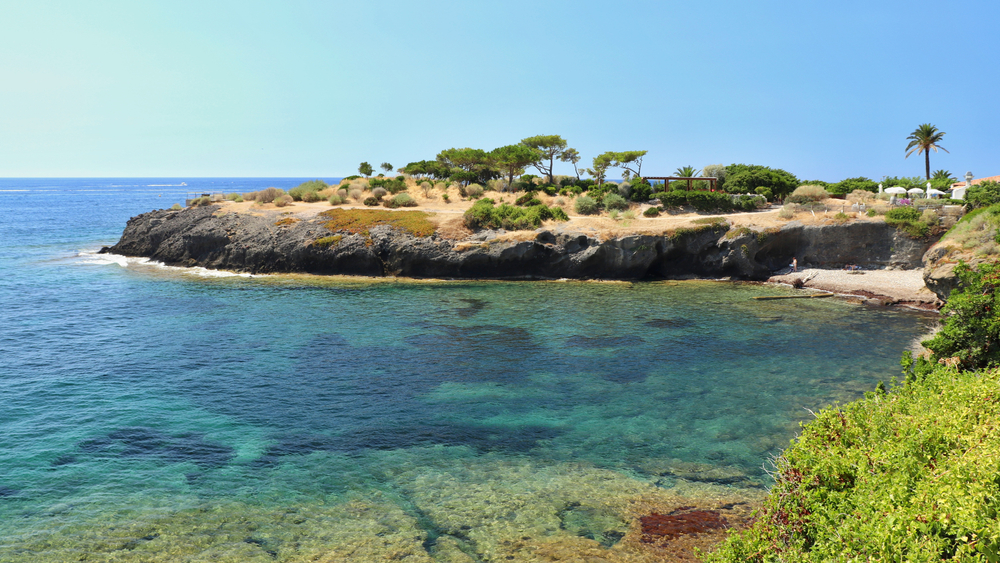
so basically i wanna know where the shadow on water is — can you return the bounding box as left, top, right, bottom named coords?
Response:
left=75, top=427, right=233, bottom=469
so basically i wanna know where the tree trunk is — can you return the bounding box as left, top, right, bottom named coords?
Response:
left=925, top=150, right=931, bottom=180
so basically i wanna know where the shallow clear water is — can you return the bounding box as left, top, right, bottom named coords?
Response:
left=0, top=179, right=933, bottom=561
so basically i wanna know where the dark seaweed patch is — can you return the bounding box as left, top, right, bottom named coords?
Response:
left=455, top=298, right=488, bottom=318
left=78, top=427, right=233, bottom=469
left=253, top=423, right=563, bottom=466
left=565, top=335, right=639, bottom=349
left=644, top=318, right=695, bottom=329
left=0, top=486, right=19, bottom=498
left=50, top=454, right=76, bottom=467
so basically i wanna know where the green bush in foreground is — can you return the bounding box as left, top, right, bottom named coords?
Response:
left=463, top=198, right=568, bottom=230
left=707, top=363, right=1000, bottom=562
left=711, top=259, right=1000, bottom=562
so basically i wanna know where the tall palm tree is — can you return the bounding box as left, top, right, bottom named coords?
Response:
left=905, top=124, right=948, bottom=180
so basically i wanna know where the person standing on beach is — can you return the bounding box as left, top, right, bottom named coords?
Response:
left=792, top=257, right=797, bottom=272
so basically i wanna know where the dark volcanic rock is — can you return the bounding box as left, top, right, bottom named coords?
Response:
left=101, top=206, right=938, bottom=281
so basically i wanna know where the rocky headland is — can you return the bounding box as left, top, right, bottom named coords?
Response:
left=102, top=205, right=937, bottom=290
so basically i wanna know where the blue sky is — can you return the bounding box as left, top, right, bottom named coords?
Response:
left=1, top=0, right=996, bottom=181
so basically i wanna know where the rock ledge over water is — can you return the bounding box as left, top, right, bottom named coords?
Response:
left=102, top=206, right=934, bottom=281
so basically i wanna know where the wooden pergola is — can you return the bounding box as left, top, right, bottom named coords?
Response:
left=643, top=176, right=719, bottom=191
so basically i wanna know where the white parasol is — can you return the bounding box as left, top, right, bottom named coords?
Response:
left=884, top=187, right=907, bottom=194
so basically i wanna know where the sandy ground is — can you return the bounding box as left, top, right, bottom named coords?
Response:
left=768, top=268, right=941, bottom=309
left=216, top=192, right=886, bottom=240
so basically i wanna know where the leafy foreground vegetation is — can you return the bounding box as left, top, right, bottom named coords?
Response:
left=709, top=261, right=1000, bottom=562
left=463, top=198, right=568, bottom=230
left=318, top=209, right=436, bottom=237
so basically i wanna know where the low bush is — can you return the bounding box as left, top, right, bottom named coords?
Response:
left=273, top=194, right=293, bottom=207
left=884, top=206, right=929, bottom=238
left=288, top=179, right=328, bottom=201
left=301, top=191, right=321, bottom=203
left=312, top=235, right=342, bottom=248
left=574, top=195, right=598, bottom=215
left=349, top=189, right=364, bottom=202
left=274, top=217, right=299, bottom=227
left=920, top=208, right=939, bottom=226
left=602, top=193, right=628, bottom=211
left=420, top=182, right=433, bottom=198
left=328, top=194, right=344, bottom=205
left=466, top=184, right=484, bottom=199
left=778, top=204, right=797, bottom=220
left=515, top=192, right=541, bottom=206
left=225, top=192, right=240, bottom=201
left=383, top=193, right=417, bottom=208
left=785, top=184, right=829, bottom=204
left=319, top=208, right=436, bottom=237
left=372, top=187, right=388, bottom=199
left=687, top=190, right=734, bottom=212
left=250, top=187, right=284, bottom=204
left=643, top=206, right=660, bottom=217
left=363, top=196, right=380, bottom=206
left=463, top=198, right=569, bottom=231
left=170, top=203, right=182, bottom=210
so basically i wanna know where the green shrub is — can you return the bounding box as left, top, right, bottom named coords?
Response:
left=328, top=194, right=344, bottom=205
left=170, top=203, right=182, bottom=210
left=884, top=206, right=929, bottom=236
left=602, top=193, right=628, bottom=211
left=785, top=184, right=829, bottom=203
left=686, top=190, right=733, bottom=212
left=372, top=187, right=388, bottom=199
left=643, top=206, right=660, bottom=217
left=383, top=193, right=417, bottom=208
left=724, top=164, right=799, bottom=198
left=463, top=198, right=568, bottom=230
left=225, top=192, right=240, bottom=201
left=966, top=180, right=1000, bottom=209
left=252, top=187, right=284, bottom=204
left=708, top=362, right=1000, bottom=562
left=363, top=196, right=380, bottom=206
left=734, top=194, right=767, bottom=212
left=288, top=179, right=328, bottom=201
left=657, top=191, right=688, bottom=208
left=828, top=176, right=878, bottom=196
left=885, top=206, right=921, bottom=222
left=301, top=190, right=321, bottom=203
left=778, top=204, right=797, bottom=220
left=273, top=194, right=293, bottom=207
left=515, top=192, right=541, bottom=206
left=466, top=184, right=484, bottom=199
left=574, top=195, right=598, bottom=215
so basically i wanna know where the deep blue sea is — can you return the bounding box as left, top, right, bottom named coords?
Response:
left=0, top=178, right=933, bottom=562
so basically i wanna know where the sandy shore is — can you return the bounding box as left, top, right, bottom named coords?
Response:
left=768, top=268, right=941, bottom=310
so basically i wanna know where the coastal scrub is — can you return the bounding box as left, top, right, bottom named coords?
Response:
left=318, top=208, right=436, bottom=237
left=707, top=363, right=1000, bottom=561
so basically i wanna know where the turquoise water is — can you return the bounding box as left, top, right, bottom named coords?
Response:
left=0, top=179, right=933, bottom=561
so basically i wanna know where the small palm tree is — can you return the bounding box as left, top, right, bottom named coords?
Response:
left=675, top=166, right=698, bottom=190
left=905, top=124, right=948, bottom=180
left=932, top=169, right=956, bottom=182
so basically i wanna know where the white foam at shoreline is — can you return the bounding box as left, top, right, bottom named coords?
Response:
left=74, top=251, right=257, bottom=277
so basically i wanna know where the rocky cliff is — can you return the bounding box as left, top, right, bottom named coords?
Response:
left=101, top=206, right=936, bottom=280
